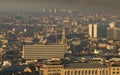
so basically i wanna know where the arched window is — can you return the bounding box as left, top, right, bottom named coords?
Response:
left=85, top=70, right=87, bottom=74
left=71, top=71, right=73, bottom=75
left=68, top=71, right=70, bottom=75
left=92, top=70, right=94, bottom=74
left=95, top=70, right=97, bottom=74
left=88, top=70, right=91, bottom=74
left=78, top=70, right=81, bottom=75
left=74, top=70, right=77, bottom=75
left=106, top=70, right=109, bottom=75
left=65, top=71, right=67, bottom=75
left=82, top=70, right=84, bottom=74
left=100, top=70, right=101, bottom=75
left=103, top=70, right=105, bottom=74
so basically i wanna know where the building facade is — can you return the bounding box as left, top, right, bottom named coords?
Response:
left=40, top=63, right=120, bottom=75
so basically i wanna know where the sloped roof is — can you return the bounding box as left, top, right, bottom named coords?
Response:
left=64, top=63, right=107, bottom=69
left=1, top=65, right=31, bottom=73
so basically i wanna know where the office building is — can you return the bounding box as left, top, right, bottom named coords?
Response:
left=97, top=25, right=107, bottom=38
left=88, top=24, right=97, bottom=38
left=107, top=23, right=120, bottom=40
left=22, top=45, right=65, bottom=60
left=107, top=27, right=117, bottom=40
left=43, top=8, right=47, bottom=13
left=93, top=24, right=97, bottom=38
left=89, top=24, right=93, bottom=38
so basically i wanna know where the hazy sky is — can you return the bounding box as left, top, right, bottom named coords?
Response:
left=0, top=0, right=120, bottom=11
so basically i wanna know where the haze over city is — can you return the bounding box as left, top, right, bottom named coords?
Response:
left=0, top=0, right=120, bottom=11
left=0, top=0, right=120, bottom=75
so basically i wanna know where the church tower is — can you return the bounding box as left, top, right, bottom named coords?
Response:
left=61, top=27, right=66, bottom=45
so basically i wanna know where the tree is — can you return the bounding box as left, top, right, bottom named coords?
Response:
left=32, top=38, right=40, bottom=44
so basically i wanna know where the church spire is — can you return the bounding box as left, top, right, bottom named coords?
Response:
left=61, top=26, right=66, bottom=45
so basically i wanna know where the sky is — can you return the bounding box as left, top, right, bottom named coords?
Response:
left=0, top=0, right=120, bottom=11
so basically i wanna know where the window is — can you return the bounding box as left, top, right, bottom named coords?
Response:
left=88, top=70, right=91, bottom=74
left=78, top=71, right=80, bottom=75
left=85, top=70, right=87, bottom=74
left=106, top=71, right=109, bottom=75
left=113, top=68, right=115, bottom=70
left=103, top=70, right=105, bottom=74
left=71, top=71, right=73, bottom=75
left=74, top=71, right=77, bottom=75
left=95, top=70, right=97, bottom=74
left=65, top=71, right=67, bottom=75
left=68, top=71, right=70, bottom=75
left=82, top=70, right=84, bottom=74
left=113, top=72, right=115, bottom=74
left=92, top=70, right=94, bottom=74
left=117, top=72, right=119, bottom=74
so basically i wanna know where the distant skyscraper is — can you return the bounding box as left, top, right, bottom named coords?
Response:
left=107, top=27, right=117, bottom=40
left=88, top=24, right=97, bottom=38
left=89, top=24, right=93, bottom=38
left=97, top=25, right=107, bottom=38
left=93, top=24, right=97, bottom=38
left=54, top=9, right=57, bottom=13
left=107, top=23, right=120, bottom=40
left=43, top=8, right=47, bottom=13
left=49, top=8, right=54, bottom=13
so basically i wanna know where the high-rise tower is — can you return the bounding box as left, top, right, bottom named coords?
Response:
left=107, top=22, right=120, bottom=40
left=43, top=8, right=47, bottom=13
left=93, top=24, right=97, bottom=38
left=89, top=24, right=93, bottom=38
left=97, top=25, right=107, bottom=38
left=88, top=24, right=98, bottom=38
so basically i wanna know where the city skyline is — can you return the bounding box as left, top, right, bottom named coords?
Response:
left=0, top=0, right=120, bottom=11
